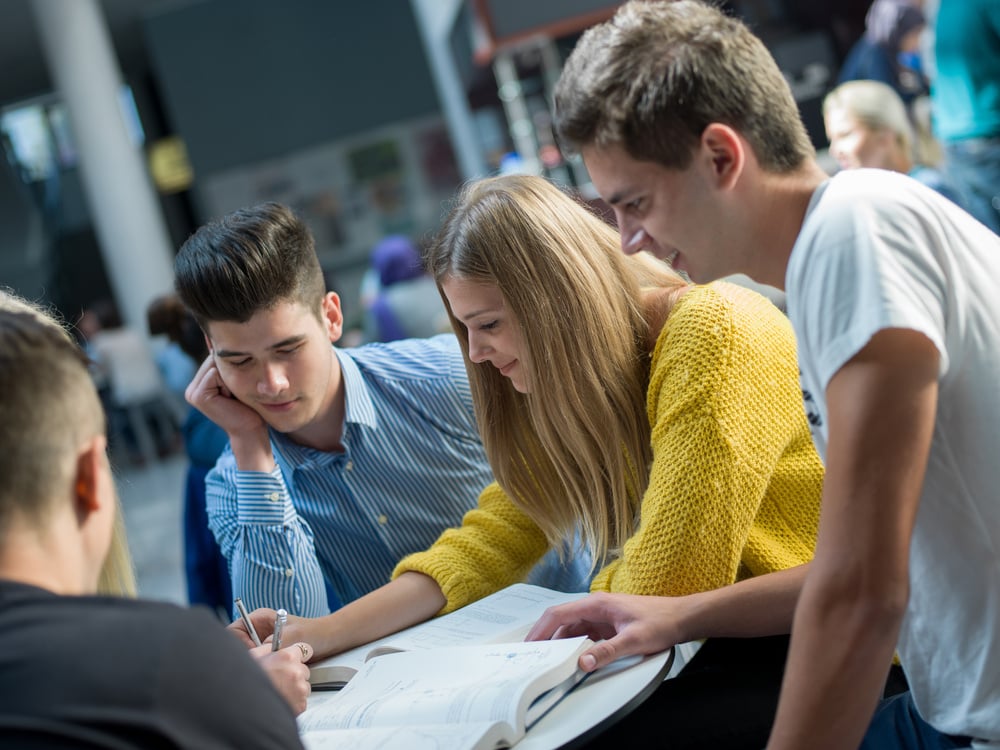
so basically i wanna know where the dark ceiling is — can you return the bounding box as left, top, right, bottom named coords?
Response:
left=0, top=0, right=188, bottom=106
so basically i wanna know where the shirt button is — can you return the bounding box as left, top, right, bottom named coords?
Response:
left=377, top=514, right=388, bottom=526
left=268, top=492, right=280, bottom=502
left=284, top=568, right=294, bottom=578
left=345, top=460, right=354, bottom=471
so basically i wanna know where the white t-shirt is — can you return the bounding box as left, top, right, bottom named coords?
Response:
left=787, top=168, right=1000, bottom=742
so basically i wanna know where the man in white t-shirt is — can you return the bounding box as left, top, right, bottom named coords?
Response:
left=535, top=2, right=1000, bottom=748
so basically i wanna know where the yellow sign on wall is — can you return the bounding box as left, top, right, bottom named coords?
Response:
left=148, top=135, right=193, bottom=193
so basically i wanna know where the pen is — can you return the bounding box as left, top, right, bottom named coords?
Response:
left=272, top=608, right=288, bottom=652
left=234, top=597, right=262, bottom=647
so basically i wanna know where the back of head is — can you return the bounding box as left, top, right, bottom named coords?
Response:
left=174, top=202, right=325, bottom=327
left=147, top=293, right=207, bottom=362
left=864, top=0, right=925, bottom=51
left=554, top=0, right=814, bottom=172
left=427, top=174, right=683, bottom=559
left=371, top=235, right=425, bottom=288
left=146, top=293, right=186, bottom=343
left=823, top=79, right=914, bottom=157
left=0, top=294, right=104, bottom=538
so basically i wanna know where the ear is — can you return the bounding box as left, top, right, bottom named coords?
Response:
left=321, top=291, right=345, bottom=344
left=74, top=435, right=116, bottom=591
left=74, top=435, right=109, bottom=517
left=700, top=123, right=745, bottom=191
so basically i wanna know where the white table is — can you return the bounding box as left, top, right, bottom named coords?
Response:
left=517, top=639, right=702, bottom=749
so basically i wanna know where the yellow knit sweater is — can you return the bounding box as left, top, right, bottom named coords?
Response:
left=394, top=282, right=824, bottom=614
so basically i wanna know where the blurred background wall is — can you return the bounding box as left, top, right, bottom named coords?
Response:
left=0, top=0, right=868, bottom=334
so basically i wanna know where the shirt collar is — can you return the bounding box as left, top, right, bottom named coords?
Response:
left=334, top=347, right=377, bottom=430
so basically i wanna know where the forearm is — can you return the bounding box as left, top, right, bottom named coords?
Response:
left=768, top=329, right=937, bottom=750
left=229, top=427, right=276, bottom=472
left=673, top=563, right=807, bottom=643
left=767, top=567, right=906, bottom=750
left=299, top=572, right=446, bottom=660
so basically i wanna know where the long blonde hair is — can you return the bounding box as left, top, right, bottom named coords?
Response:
left=97, top=510, right=138, bottom=597
left=426, top=175, right=685, bottom=562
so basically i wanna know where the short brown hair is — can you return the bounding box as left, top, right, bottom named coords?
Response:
left=174, top=202, right=325, bottom=328
left=0, top=297, right=104, bottom=536
left=554, top=0, right=814, bottom=172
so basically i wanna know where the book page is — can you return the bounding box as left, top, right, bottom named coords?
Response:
left=298, top=636, right=591, bottom=743
left=366, top=583, right=586, bottom=655
left=309, top=583, right=587, bottom=687
left=301, top=721, right=507, bottom=750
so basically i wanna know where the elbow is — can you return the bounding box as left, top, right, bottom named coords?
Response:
left=804, top=561, right=910, bottom=640
left=849, top=581, right=909, bottom=637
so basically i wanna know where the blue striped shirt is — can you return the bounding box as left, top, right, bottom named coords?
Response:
left=206, top=334, right=591, bottom=617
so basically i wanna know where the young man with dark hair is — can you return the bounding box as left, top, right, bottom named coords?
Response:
left=175, top=202, right=589, bottom=620
left=537, top=2, right=1000, bottom=748
left=0, top=292, right=310, bottom=748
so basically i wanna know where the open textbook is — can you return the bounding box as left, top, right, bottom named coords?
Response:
left=308, top=583, right=589, bottom=689
left=298, top=635, right=594, bottom=750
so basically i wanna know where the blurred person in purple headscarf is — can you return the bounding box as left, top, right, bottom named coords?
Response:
left=364, top=235, right=448, bottom=342
left=837, top=0, right=929, bottom=106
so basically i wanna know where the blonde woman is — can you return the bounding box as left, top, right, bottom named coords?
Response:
left=244, top=175, right=825, bottom=746
left=823, top=79, right=967, bottom=209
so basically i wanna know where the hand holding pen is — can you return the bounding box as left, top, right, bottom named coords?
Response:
left=232, top=599, right=306, bottom=657
left=244, top=613, right=312, bottom=716
left=229, top=600, right=314, bottom=712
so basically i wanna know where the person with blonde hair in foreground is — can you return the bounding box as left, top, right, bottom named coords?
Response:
left=0, top=290, right=311, bottom=748
left=239, top=174, right=826, bottom=747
